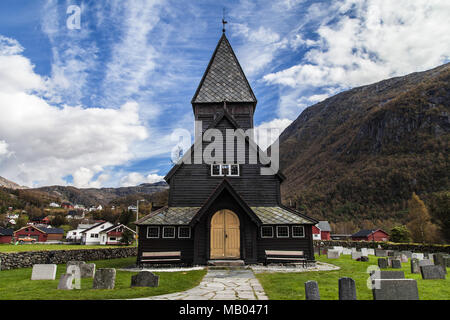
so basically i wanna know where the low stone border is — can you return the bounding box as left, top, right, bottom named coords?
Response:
left=0, top=247, right=137, bottom=270
left=119, top=266, right=206, bottom=273
left=251, top=261, right=340, bottom=273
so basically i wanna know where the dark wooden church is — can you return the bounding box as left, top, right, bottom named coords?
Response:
left=135, top=31, right=317, bottom=266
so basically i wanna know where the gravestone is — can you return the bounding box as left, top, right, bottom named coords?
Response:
left=419, top=259, right=433, bottom=268
left=339, top=277, right=356, bottom=300
left=412, top=253, right=424, bottom=260
left=411, top=258, right=420, bottom=274
left=93, top=268, right=116, bottom=289
left=57, top=274, right=74, bottom=290
left=391, top=259, right=402, bottom=269
left=378, top=258, right=388, bottom=269
left=372, top=279, right=419, bottom=300
left=351, top=252, right=362, bottom=260
left=333, top=246, right=344, bottom=254
left=427, top=253, right=434, bottom=261
left=401, top=251, right=412, bottom=258
left=375, top=249, right=387, bottom=257
left=305, top=280, right=320, bottom=300
left=66, top=261, right=85, bottom=270
left=400, top=254, right=408, bottom=263
left=360, top=256, right=369, bottom=262
left=361, top=248, right=368, bottom=257
left=131, top=271, right=160, bottom=287
left=387, top=250, right=396, bottom=257
left=367, top=249, right=375, bottom=255
left=31, top=264, right=57, bottom=280
left=327, top=250, right=340, bottom=259
left=351, top=248, right=357, bottom=253
left=342, top=248, right=352, bottom=255
left=433, top=253, right=447, bottom=274
left=81, top=263, right=96, bottom=278
left=420, top=265, right=446, bottom=280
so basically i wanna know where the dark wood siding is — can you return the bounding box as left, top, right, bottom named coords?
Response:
left=256, top=225, right=315, bottom=261
left=137, top=226, right=195, bottom=265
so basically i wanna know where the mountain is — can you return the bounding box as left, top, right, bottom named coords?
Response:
left=277, top=63, right=450, bottom=227
left=33, top=181, right=169, bottom=207
left=0, top=176, right=28, bottom=189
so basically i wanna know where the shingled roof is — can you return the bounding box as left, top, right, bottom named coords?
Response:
left=192, top=33, right=257, bottom=104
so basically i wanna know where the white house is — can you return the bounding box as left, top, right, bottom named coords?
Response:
left=49, top=202, right=60, bottom=208
left=66, top=223, right=95, bottom=242
left=99, top=224, right=136, bottom=245
left=80, top=221, right=113, bottom=245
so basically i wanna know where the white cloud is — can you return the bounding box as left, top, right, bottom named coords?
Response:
left=254, top=118, right=293, bottom=151
left=264, top=0, right=450, bottom=118
left=120, top=172, right=164, bottom=187
left=0, top=35, right=149, bottom=188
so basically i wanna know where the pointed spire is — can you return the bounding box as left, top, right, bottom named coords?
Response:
left=192, top=34, right=257, bottom=104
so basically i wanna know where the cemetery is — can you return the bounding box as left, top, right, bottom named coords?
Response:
left=0, top=247, right=449, bottom=300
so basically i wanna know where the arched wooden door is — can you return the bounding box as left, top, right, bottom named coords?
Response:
left=210, top=209, right=240, bottom=259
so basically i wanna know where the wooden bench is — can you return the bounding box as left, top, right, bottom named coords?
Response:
left=264, top=250, right=306, bottom=267
left=140, top=251, right=181, bottom=264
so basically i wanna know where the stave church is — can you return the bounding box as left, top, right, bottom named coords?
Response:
left=135, top=29, right=317, bottom=266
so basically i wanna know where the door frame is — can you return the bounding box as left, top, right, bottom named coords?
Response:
left=209, top=209, right=241, bottom=260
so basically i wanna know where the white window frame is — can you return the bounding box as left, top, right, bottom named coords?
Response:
left=210, top=164, right=240, bottom=177
left=178, top=226, right=191, bottom=239
left=162, top=226, right=176, bottom=239
left=292, top=226, right=305, bottom=238
left=211, top=164, right=223, bottom=176
left=276, top=226, right=289, bottom=238
left=146, top=226, right=160, bottom=239
left=261, top=226, right=273, bottom=238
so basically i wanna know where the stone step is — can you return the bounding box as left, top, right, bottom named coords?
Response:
left=207, top=259, right=245, bottom=267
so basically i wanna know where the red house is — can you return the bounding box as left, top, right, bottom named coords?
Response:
left=14, top=226, right=64, bottom=242
left=351, top=229, right=389, bottom=242
left=312, top=221, right=331, bottom=240
left=0, top=227, right=13, bottom=243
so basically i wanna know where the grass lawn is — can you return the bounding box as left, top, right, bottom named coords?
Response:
left=255, top=254, right=450, bottom=300
left=0, top=257, right=206, bottom=300
left=0, top=244, right=135, bottom=253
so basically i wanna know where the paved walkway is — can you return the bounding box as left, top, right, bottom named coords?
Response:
left=134, top=269, right=268, bottom=300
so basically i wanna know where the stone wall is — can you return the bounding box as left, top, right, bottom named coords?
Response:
left=0, top=247, right=137, bottom=270
left=313, top=240, right=450, bottom=254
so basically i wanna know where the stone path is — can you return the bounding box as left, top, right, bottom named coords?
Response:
left=134, top=269, right=268, bottom=300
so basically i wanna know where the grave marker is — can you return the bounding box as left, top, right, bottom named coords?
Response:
left=420, top=265, right=446, bottom=280
left=391, top=259, right=402, bottom=269
left=93, top=268, right=116, bottom=289
left=31, top=264, right=57, bottom=280
left=371, top=270, right=405, bottom=279
left=351, top=252, right=362, bottom=260
left=131, top=271, right=160, bottom=287
left=305, top=281, right=320, bottom=300
left=327, top=250, right=340, bottom=259
left=81, top=263, right=96, bottom=278
left=378, top=258, right=388, bottom=269
left=57, top=274, right=74, bottom=290
left=411, top=258, right=420, bottom=274
left=372, top=279, right=419, bottom=300
left=338, top=277, right=356, bottom=300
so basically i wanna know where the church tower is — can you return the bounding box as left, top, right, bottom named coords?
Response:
left=136, top=30, right=317, bottom=266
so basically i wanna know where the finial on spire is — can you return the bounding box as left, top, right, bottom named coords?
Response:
left=222, top=8, right=228, bottom=33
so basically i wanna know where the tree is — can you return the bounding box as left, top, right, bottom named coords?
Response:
left=390, top=225, right=411, bottom=243
left=406, top=193, right=439, bottom=244
left=51, top=214, right=67, bottom=227
left=120, top=229, right=134, bottom=245
left=14, top=214, right=29, bottom=230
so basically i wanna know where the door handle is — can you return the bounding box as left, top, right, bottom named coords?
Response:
left=225, top=234, right=228, bottom=238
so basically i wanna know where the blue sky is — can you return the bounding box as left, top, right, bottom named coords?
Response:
left=0, top=0, right=449, bottom=188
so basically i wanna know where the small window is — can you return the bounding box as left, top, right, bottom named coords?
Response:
left=261, top=226, right=273, bottom=238
left=94, top=234, right=99, bottom=238
left=211, top=164, right=221, bottom=176
left=221, top=164, right=230, bottom=176
left=162, top=226, right=175, bottom=239
left=178, top=226, right=191, bottom=239
left=110, top=237, right=116, bottom=241
left=90, top=233, right=95, bottom=238
left=147, top=227, right=159, bottom=238
left=276, top=226, right=289, bottom=238
left=292, top=226, right=305, bottom=238
left=230, top=164, right=239, bottom=176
